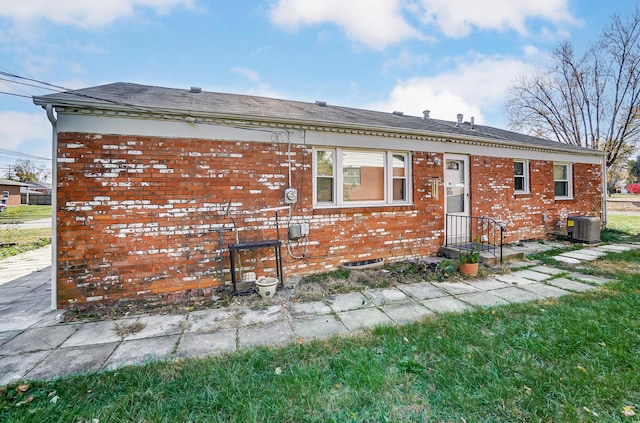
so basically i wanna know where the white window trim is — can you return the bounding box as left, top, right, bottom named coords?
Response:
left=313, top=147, right=412, bottom=208
left=554, top=162, right=573, bottom=200
left=514, top=160, right=530, bottom=194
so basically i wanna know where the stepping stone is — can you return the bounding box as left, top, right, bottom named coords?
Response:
left=289, top=301, right=332, bottom=318
left=520, top=283, right=570, bottom=299
left=125, top=314, right=186, bottom=340
left=457, top=291, right=509, bottom=307
left=507, top=261, right=534, bottom=269
left=546, top=278, right=595, bottom=293
left=326, top=292, right=372, bottom=312
left=527, top=266, right=566, bottom=276
left=397, top=282, right=447, bottom=300
left=362, top=288, right=409, bottom=306
left=493, top=273, right=538, bottom=286
left=554, top=256, right=582, bottom=264
left=380, top=302, right=434, bottom=324
left=420, top=297, right=473, bottom=314
left=238, top=321, right=293, bottom=348
left=464, top=278, right=511, bottom=291
left=177, top=329, right=237, bottom=358
left=432, top=282, right=479, bottom=295
left=240, top=305, right=285, bottom=326
left=511, top=269, right=552, bottom=282
left=492, top=287, right=543, bottom=303
left=292, top=315, right=347, bottom=340
left=337, top=308, right=393, bottom=331
left=186, top=308, right=235, bottom=333
left=567, top=273, right=611, bottom=285
left=105, top=335, right=179, bottom=369
left=559, top=251, right=598, bottom=261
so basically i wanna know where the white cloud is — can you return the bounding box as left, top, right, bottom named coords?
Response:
left=0, top=0, right=197, bottom=29
left=0, top=111, right=51, bottom=153
left=415, top=0, right=577, bottom=38
left=368, top=55, right=534, bottom=125
left=270, top=0, right=577, bottom=48
left=270, top=0, right=424, bottom=50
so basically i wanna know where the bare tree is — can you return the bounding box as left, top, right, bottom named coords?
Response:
left=13, top=159, right=46, bottom=182
left=505, top=12, right=640, bottom=167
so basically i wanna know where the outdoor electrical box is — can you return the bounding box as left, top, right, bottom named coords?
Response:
left=288, top=225, right=302, bottom=240
left=284, top=187, right=298, bottom=204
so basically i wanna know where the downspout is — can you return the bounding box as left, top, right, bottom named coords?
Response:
left=603, top=156, right=608, bottom=223
left=45, top=104, right=58, bottom=310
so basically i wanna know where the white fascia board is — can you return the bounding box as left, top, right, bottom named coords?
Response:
left=56, top=112, right=603, bottom=165
left=308, top=130, right=604, bottom=165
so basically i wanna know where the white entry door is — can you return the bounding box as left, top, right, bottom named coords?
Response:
left=444, top=154, right=470, bottom=244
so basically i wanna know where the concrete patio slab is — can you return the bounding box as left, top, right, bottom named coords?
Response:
left=506, top=260, right=535, bottom=269
left=510, top=269, right=551, bottom=282
left=420, top=297, right=473, bottom=314
left=520, top=283, right=571, bottom=298
left=396, top=282, right=447, bottom=300
left=61, top=319, right=132, bottom=348
left=238, top=321, right=293, bottom=349
left=379, top=301, right=434, bottom=324
left=177, top=328, right=237, bottom=358
left=0, top=330, right=20, bottom=348
left=432, top=281, right=479, bottom=295
left=493, top=273, right=539, bottom=285
left=240, top=305, right=285, bottom=326
left=0, top=351, right=50, bottom=386
left=554, top=255, right=582, bottom=264
left=546, top=278, right=595, bottom=293
left=124, top=314, right=186, bottom=340
left=559, top=251, right=599, bottom=261
left=326, top=292, right=372, bottom=312
left=337, top=307, right=393, bottom=330
left=567, top=273, right=612, bottom=285
left=463, top=278, right=511, bottom=291
left=105, top=335, right=179, bottom=369
left=292, top=315, right=348, bottom=340
left=289, top=301, right=332, bottom=318
left=0, top=324, right=78, bottom=355
left=457, top=291, right=510, bottom=308
left=26, top=342, right=118, bottom=381
left=527, top=266, right=567, bottom=276
left=362, top=287, right=409, bottom=306
left=185, top=308, right=235, bottom=333
left=492, top=287, right=543, bottom=303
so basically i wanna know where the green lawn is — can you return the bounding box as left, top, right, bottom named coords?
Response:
left=0, top=205, right=51, bottom=222
left=606, top=214, right=640, bottom=235
left=1, top=251, right=639, bottom=422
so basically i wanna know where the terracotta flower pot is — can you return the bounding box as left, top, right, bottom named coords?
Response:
left=458, top=262, right=478, bottom=277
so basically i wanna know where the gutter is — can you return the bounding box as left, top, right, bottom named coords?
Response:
left=45, top=104, right=58, bottom=310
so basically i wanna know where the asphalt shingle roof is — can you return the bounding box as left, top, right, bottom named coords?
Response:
left=34, top=82, right=602, bottom=156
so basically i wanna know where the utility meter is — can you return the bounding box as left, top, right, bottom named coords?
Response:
left=284, top=187, right=298, bottom=204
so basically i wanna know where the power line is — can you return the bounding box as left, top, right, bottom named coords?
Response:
left=0, top=91, right=32, bottom=99
left=0, top=148, right=51, bottom=161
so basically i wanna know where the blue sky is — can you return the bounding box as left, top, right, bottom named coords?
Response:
left=0, top=0, right=638, bottom=178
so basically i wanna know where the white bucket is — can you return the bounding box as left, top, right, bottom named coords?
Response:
left=255, top=277, right=279, bottom=299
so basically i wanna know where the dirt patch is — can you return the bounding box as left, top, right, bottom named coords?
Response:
left=586, top=259, right=640, bottom=275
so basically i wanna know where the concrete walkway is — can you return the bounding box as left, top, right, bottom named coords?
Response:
left=0, top=242, right=637, bottom=386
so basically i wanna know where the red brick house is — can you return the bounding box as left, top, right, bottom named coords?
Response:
left=0, top=179, right=30, bottom=206
left=34, top=83, right=606, bottom=308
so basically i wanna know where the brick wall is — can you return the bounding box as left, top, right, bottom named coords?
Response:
left=0, top=185, right=22, bottom=206
left=56, top=132, right=602, bottom=307
left=471, top=157, right=602, bottom=243
left=56, top=133, right=446, bottom=306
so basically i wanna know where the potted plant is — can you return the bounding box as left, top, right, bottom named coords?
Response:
left=458, top=245, right=480, bottom=276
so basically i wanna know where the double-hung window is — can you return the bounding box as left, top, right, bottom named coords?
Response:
left=314, top=148, right=411, bottom=207
left=513, top=160, right=529, bottom=193
left=554, top=163, right=573, bottom=199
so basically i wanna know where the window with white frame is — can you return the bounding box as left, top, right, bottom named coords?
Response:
left=513, top=160, right=529, bottom=193
left=554, top=163, right=573, bottom=198
left=314, top=148, right=411, bottom=206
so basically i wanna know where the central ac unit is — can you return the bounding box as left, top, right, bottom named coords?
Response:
left=567, top=216, right=600, bottom=244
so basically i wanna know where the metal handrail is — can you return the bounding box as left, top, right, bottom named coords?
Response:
left=445, top=214, right=506, bottom=264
